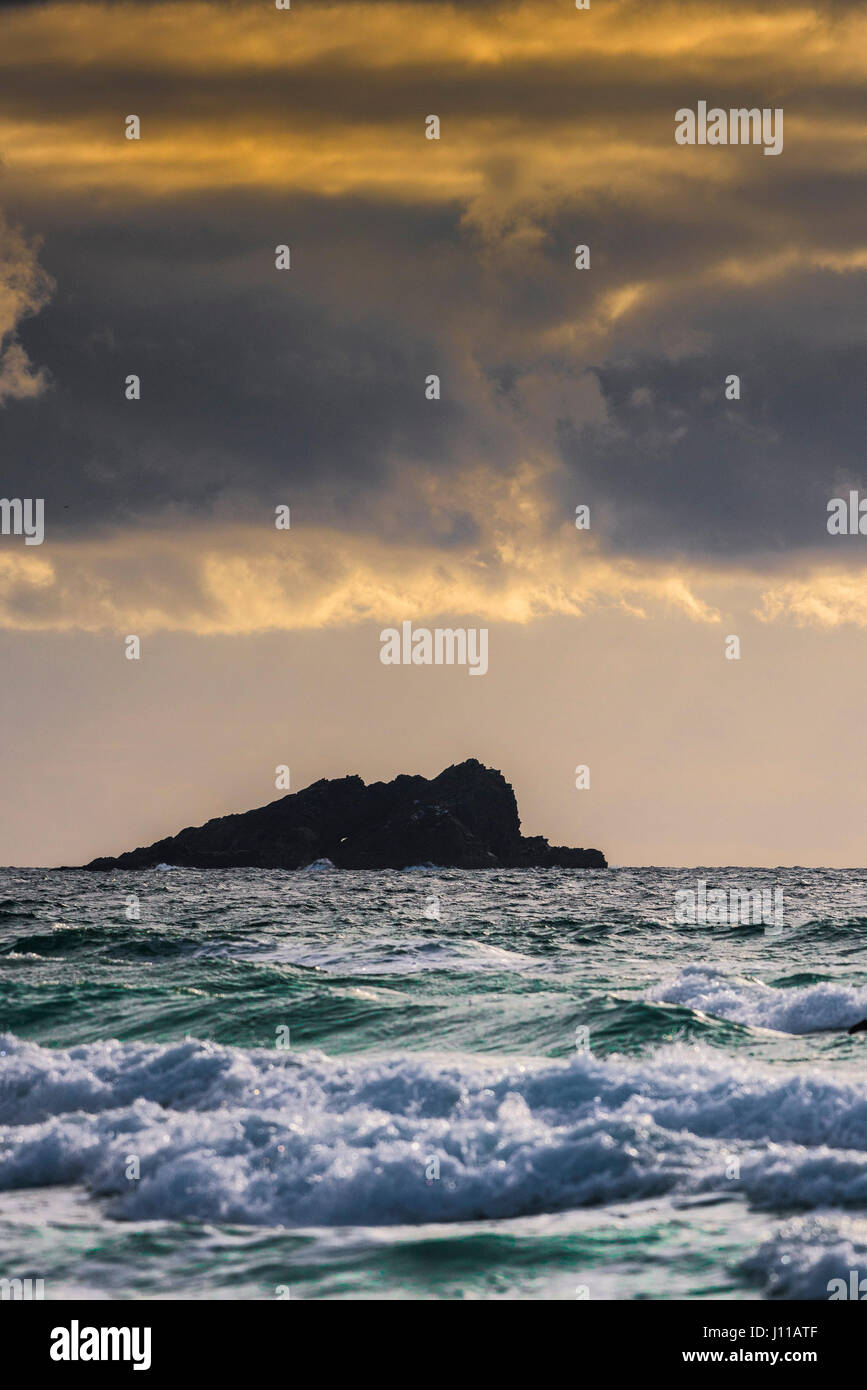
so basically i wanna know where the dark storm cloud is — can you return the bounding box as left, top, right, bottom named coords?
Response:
left=552, top=329, right=867, bottom=560
left=2, top=192, right=492, bottom=547
left=3, top=0, right=867, bottom=569
left=1, top=57, right=867, bottom=130
left=7, top=168, right=867, bottom=563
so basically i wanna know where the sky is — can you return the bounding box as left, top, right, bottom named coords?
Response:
left=1, top=0, right=867, bottom=866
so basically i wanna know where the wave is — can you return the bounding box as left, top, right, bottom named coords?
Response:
left=3, top=1034, right=867, bottom=1227
left=739, top=1216, right=867, bottom=1298
left=645, top=966, right=867, bottom=1034
left=269, top=935, right=541, bottom=976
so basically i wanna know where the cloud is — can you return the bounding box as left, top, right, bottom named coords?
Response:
left=757, top=566, right=867, bottom=627
left=0, top=525, right=725, bottom=633
left=1, top=0, right=867, bottom=630
left=0, top=212, right=51, bottom=403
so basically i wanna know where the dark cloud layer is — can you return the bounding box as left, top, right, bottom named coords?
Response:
left=4, top=193, right=498, bottom=546
left=2, top=0, right=867, bottom=571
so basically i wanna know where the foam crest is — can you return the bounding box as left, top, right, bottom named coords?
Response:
left=646, top=966, right=867, bottom=1033
left=3, top=1034, right=867, bottom=1226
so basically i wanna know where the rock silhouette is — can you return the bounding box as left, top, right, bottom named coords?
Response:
left=83, top=759, right=607, bottom=870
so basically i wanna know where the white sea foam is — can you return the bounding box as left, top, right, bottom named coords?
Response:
left=739, top=1215, right=867, bottom=1298
left=2, top=1034, right=867, bottom=1227
left=645, top=965, right=867, bottom=1033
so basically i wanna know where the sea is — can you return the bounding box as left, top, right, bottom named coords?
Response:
left=2, top=864, right=867, bottom=1301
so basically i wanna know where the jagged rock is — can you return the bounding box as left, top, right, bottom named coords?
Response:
left=83, top=759, right=607, bottom=871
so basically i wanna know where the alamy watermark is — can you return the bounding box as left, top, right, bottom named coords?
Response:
left=675, top=103, right=783, bottom=156
left=828, top=1271, right=867, bottom=1299
left=827, top=492, right=867, bottom=534
left=0, top=1276, right=44, bottom=1300
left=50, top=1323, right=151, bottom=1370
left=380, top=622, right=488, bottom=675
left=674, top=879, right=784, bottom=928
left=0, top=498, right=44, bottom=545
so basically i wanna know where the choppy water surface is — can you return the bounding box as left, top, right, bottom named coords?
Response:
left=2, top=866, right=867, bottom=1299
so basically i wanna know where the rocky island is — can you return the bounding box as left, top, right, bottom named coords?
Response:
left=83, top=759, right=607, bottom=870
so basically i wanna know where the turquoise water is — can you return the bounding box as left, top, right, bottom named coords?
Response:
left=2, top=865, right=867, bottom=1299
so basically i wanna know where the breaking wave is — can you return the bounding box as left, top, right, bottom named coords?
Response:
left=645, top=966, right=867, bottom=1034
left=3, top=1033, right=867, bottom=1227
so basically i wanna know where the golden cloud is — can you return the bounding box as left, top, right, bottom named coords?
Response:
left=0, top=522, right=731, bottom=633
